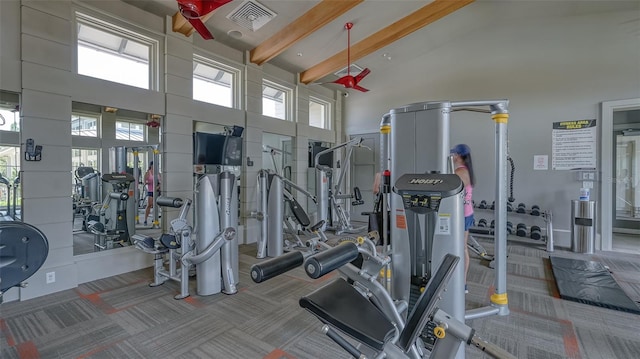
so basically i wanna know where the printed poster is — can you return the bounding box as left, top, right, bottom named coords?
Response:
left=552, top=119, right=597, bottom=170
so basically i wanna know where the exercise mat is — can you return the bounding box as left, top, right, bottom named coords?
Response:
left=549, top=256, right=640, bottom=314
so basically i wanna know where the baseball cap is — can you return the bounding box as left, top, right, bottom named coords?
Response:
left=450, top=144, right=470, bottom=156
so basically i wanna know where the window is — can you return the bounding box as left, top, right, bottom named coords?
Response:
left=76, top=12, right=157, bottom=90
left=0, top=107, right=19, bottom=132
left=193, top=56, right=239, bottom=108
left=262, top=80, right=291, bottom=120
left=71, top=113, right=99, bottom=137
left=309, top=97, right=331, bottom=130
left=72, top=148, right=99, bottom=172
left=115, top=120, right=145, bottom=141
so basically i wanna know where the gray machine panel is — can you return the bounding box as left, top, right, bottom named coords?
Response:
left=394, top=173, right=463, bottom=213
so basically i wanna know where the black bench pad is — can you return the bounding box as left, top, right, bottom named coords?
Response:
left=299, top=278, right=395, bottom=350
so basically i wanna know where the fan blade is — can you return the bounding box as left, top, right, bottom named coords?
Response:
left=354, top=68, right=371, bottom=83
left=187, top=17, right=214, bottom=40
left=352, top=84, right=369, bottom=92
left=333, top=75, right=355, bottom=88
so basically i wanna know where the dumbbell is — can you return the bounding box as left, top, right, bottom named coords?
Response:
left=530, top=225, right=542, bottom=240
left=516, top=203, right=527, bottom=213
left=506, top=202, right=513, bottom=212
left=507, top=221, right=514, bottom=235
left=530, top=205, right=541, bottom=216
left=490, top=219, right=495, bottom=228
left=478, top=200, right=487, bottom=209
left=516, top=223, right=527, bottom=237
left=489, top=201, right=495, bottom=210
left=477, top=218, right=488, bottom=228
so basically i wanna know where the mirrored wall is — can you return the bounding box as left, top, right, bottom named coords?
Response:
left=0, top=91, right=21, bottom=221
left=72, top=102, right=162, bottom=255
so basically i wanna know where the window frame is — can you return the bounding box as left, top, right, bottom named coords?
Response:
left=74, top=11, right=160, bottom=91
left=115, top=119, right=146, bottom=142
left=262, top=79, right=293, bottom=121
left=193, top=54, right=242, bottom=109
left=71, top=112, right=100, bottom=138
left=309, top=95, right=332, bottom=130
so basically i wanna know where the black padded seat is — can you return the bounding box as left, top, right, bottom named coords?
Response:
left=288, top=197, right=311, bottom=228
left=299, top=278, right=395, bottom=350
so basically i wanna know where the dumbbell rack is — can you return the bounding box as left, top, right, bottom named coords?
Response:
left=471, top=202, right=554, bottom=253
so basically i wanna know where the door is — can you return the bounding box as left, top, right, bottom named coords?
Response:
left=350, top=133, right=379, bottom=223
left=601, top=99, right=640, bottom=251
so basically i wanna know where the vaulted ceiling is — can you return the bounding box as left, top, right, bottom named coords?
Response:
left=121, top=0, right=638, bottom=93
left=122, top=0, right=475, bottom=90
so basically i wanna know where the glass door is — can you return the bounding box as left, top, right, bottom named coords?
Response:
left=614, top=130, right=640, bottom=227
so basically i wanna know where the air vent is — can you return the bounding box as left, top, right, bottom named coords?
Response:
left=334, top=64, right=364, bottom=78
left=226, top=0, right=277, bottom=32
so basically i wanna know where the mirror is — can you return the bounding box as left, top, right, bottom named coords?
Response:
left=72, top=102, right=162, bottom=255
left=0, top=91, right=21, bottom=221
left=262, top=132, right=294, bottom=177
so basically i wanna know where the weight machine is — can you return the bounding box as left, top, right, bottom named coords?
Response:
left=386, top=100, right=511, bottom=327
left=314, top=137, right=367, bottom=235
left=110, top=145, right=160, bottom=227
left=86, top=173, right=135, bottom=251
left=134, top=171, right=239, bottom=298
left=249, top=208, right=514, bottom=359
left=255, top=169, right=319, bottom=258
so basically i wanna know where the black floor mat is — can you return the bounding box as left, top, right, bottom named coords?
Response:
left=550, top=256, right=640, bottom=314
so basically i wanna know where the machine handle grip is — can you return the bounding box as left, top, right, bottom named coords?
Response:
left=156, top=196, right=183, bottom=208
left=304, top=242, right=359, bottom=279
left=250, top=251, right=304, bottom=283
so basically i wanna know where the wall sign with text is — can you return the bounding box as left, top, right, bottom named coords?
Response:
left=551, top=119, right=597, bottom=170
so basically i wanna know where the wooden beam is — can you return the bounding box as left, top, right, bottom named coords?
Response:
left=300, top=0, right=475, bottom=84
left=172, top=11, right=215, bottom=38
left=250, top=0, right=364, bottom=66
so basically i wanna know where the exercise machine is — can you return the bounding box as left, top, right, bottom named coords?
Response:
left=387, top=100, right=510, bottom=322
left=250, top=227, right=514, bottom=358
left=255, top=169, right=321, bottom=258
left=133, top=194, right=237, bottom=299
left=195, top=171, right=239, bottom=295
left=110, top=145, right=160, bottom=227
left=0, top=220, right=49, bottom=303
left=134, top=173, right=239, bottom=298
left=86, top=173, right=135, bottom=250
left=314, top=137, right=367, bottom=235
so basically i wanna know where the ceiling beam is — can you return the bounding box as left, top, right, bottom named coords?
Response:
left=300, top=0, right=475, bottom=84
left=250, top=0, right=364, bottom=66
left=172, top=11, right=215, bottom=38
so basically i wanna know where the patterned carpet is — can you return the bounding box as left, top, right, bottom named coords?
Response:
left=2, top=236, right=639, bottom=359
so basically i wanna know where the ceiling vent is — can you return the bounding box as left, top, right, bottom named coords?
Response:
left=226, top=0, right=277, bottom=32
left=334, top=64, right=364, bottom=78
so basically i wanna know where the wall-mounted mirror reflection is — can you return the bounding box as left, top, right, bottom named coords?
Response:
left=72, top=102, right=162, bottom=255
left=0, top=91, right=21, bottom=221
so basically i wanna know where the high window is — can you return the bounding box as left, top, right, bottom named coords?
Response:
left=262, top=80, right=291, bottom=121
left=71, top=113, right=99, bottom=137
left=193, top=56, right=239, bottom=108
left=115, top=120, right=145, bottom=141
left=75, top=12, right=157, bottom=90
left=309, top=97, right=331, bottom=130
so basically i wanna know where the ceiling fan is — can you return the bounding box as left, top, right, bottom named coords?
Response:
left=176, top=0, right=233, bottom=40
left=328, top=22, right=371, bottom=93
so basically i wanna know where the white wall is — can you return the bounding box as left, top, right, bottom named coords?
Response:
left=344, top=3, right=640, bottom=248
